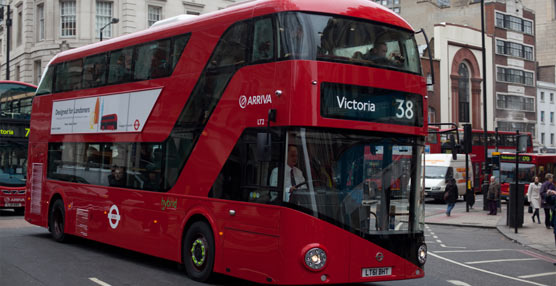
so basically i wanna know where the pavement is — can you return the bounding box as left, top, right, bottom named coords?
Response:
left=425, top=199, right=556, bottom=257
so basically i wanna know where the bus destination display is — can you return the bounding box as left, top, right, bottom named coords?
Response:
left=321, top=82, right=423, bottom=127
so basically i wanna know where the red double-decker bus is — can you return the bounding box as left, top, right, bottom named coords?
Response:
left=496, top=153, right=556, bottom=201
left=430, top=129, right=533, bottom=192
left=0, top=81, right=37, bottom=214
left=25, top=0, right=428, bottom=284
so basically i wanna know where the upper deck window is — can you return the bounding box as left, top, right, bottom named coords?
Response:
left=277, top=12, right=421, bottom=75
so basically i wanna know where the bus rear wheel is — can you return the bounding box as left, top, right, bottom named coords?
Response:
left=183, top=221, right=214, bottom=282
left=49, top=199, right=68, bottom=242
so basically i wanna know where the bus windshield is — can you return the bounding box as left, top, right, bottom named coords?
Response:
left=278, top=12, right=421, bottom=74
left=0, top=141, right=27, bottom=187
left=500, top=162, right=535, bottom=184
left=283, top=128, right=424, bottom=236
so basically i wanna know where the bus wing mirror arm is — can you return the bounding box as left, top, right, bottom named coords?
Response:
left=416, top=28, right=434, bottom=86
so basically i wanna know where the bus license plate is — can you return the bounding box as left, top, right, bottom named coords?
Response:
left=362, top=267, right=392, bottom=277
left=5, top=203, right=22, bottom=207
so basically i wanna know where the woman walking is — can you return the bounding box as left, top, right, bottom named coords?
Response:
left=527, top=176, right=541, bottom=224
left=444, top=178, right=458, bottom=216
left=540, top=173, right=555, bottom=229
left=487, top=176, right=500, bottom=215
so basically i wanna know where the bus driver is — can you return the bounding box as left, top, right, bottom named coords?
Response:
left=270, top=145, right=306, bottom=202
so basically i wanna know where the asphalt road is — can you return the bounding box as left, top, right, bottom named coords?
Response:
left=1, top=208, right=555, bottom=286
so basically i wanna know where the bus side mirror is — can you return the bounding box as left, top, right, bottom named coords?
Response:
left=450, top=134, right=458, bottom=160
left=256, top=133, right=272, bottom=162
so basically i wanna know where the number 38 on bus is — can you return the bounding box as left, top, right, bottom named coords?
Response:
left=25, top=0, right=429, bottom=284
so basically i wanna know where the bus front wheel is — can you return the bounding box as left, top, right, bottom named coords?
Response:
left=49, top=199, right=68, bottom=242
left=183, top=221, right=214, bottom=282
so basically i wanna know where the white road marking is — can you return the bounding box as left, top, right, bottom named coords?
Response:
left=428, top=252, right=548, bottom=286
left=518, top=272, right=556, bottom=279
left=447, top=280, right=472, bottom=286
left=89, top=278, right=112, bottom=286
left=436, top=239, right=442, bottom=243
left=440, top=243, right=447, bottom=247
left=433, top=249, right=515, bottom=253
left=465, top=258, right=538, bottom=265
left=433, top=235, right=439, bottom=239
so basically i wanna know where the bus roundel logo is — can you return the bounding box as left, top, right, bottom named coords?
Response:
left=108, top=205, right=121, bottom=229
left=134, top=120, right=140, bottom=130
left=376, top=252, right=384, bottom=262
left=239, top=95, right=247, bottom=109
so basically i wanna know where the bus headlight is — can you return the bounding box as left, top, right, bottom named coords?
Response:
left=304, top=248, right=327, bottom=271
left=417, top=244, right=427, bottom=265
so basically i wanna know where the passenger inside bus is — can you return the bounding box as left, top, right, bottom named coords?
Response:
left=108, top=166, right=126, bottom=187
left=352, top=40, right=403, bottom=67
left=269, top=145, right=306, bottom=202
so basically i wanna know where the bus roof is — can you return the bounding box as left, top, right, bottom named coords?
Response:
left=51, top=0, right=414, bottom=64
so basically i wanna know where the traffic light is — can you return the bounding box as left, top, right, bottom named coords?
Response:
left=463, top=124, right=472, bottom=154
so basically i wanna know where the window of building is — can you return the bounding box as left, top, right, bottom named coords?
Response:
left=497, top=121, right=535, bottom=134
left=541, top=91, right=545, bottom=101
left=552, top=134, right=554, bottom=145
left=458, top=63, right=470, bottom=123
left=37, top=4, right=45, bottom=41
left=495, top=40, right=533, bottom=61
left=186, top=11, right=200, bottom=15
left=551, top=112, right=554, bottom=124
left=496, top=94, right=535, bottom=112
left=495, top=12, right=534, bottom=35
left=427, top=73, right=433, bottom=92
left=96, top=1, right=113, bottom=39
left=393, top=7, right=400, bottom=13
left=496, top=67, right=534, bottom=85
left=148, top=5, right=162, bottom=27
left=428, top=107, right=436, bottom=123
left=541, top=133, right=545, bottom=144
left=15, top=65, right=20, bottom=81
left=394, top=0, right=400, bottom=4
left=551, top=93, right=554, bottom=103
left=17, top=6, right=22, bottom=47
left=541, top=111, right=545, bottom=122
left=8, top=10, right=13, bottom=51
left=60, top=1, right=77, bottom=37
left=34, top=60, right=42, bottom=85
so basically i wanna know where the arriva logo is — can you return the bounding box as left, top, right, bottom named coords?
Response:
left=239, top=94, right=272, bottom=109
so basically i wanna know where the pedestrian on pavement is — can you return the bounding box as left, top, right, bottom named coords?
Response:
left=487, top=176, right=500, bottom=215
left=539, top=173, right=555, bottom=229
left=527, top=176, right=542, bottom=224
left=444, top=178, right=458, bottom=217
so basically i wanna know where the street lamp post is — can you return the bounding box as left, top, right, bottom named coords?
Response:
left=481, top=0, right=489, bottom=192
left=100, top=18, right=119, bottom=41
left=0, top=4, right=11, bottom=80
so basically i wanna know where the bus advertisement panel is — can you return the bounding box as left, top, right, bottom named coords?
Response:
left=25, top=1, right=428, bottom=284
left=0, top=81, right=37, bottom=214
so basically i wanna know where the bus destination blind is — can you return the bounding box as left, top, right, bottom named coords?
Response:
left=321, top=82, right=423, bottom=127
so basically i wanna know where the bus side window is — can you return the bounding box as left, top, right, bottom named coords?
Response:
left=150, top=39, right=172, bottom=79
left=54, top=59, right=83, bottom=92
left=170, top=34, right=191, bottom=70
left=252, top=17, right=274, bottom=63
left=208, top=21, right=250, bottom=69
left=108, top=48, right=133, bottom=84
left=83, top=53, right=108, bottom=88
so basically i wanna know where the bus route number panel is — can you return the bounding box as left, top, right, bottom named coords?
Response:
left=321, top=82, right=424, bottom=127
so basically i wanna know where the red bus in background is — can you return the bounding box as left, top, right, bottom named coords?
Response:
left=25, top=0, right=428, bottom=284
left=425, top=126, right=440, bottom=153
left=497, top=153, right=556, bottom=201
left=0, top=81, right=37, bottom=214
left=428, top=129, right=533, bottom=193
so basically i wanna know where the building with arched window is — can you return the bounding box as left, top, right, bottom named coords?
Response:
left=427, top=23, right=494, bottom=130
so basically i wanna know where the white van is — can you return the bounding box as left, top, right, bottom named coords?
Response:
left=424, top=154, right=473, bottom=201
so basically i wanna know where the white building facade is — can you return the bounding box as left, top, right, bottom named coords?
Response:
left=537, top=81, right=556, bottom=148
left=0, top=0, right=241, bottom=85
